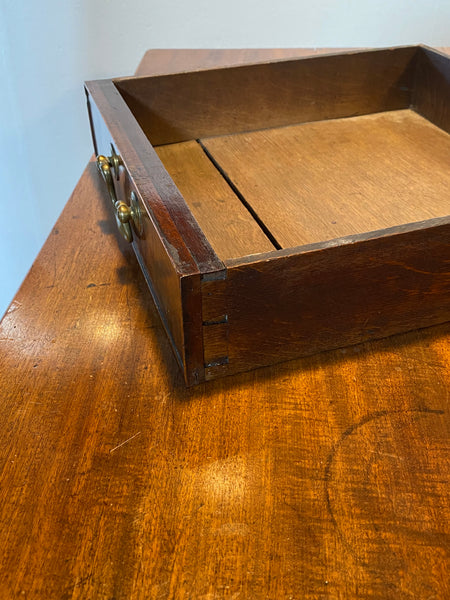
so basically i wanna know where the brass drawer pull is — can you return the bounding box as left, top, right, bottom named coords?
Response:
left=97, top=154, right=141, bottom=242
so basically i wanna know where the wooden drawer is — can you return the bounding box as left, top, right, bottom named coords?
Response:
left=85, top=46, right=450, bottom=385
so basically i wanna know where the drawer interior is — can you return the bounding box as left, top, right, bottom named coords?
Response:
left=154, top=109, right=450, bottom=260
left=113, top=46, right=450, bottom=262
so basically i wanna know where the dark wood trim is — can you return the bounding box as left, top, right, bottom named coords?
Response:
left=180, top=273, right=206, bottom=385
left=85, top=82, right=228, bottom=384
left=85, top=79, right=224, bottom=275
left=225, top=216, right=450, bottom=268
left=413, top=46, right=450, bottom=134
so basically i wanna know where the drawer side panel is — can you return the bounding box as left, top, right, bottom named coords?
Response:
left=212, top=219, right=450, bottom=379
left=114, top=47, right=418, bottom=146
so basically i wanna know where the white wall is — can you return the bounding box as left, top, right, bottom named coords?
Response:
left=1, top=0, right=449, bottom=317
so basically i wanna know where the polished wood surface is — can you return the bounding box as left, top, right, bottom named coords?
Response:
left=1, top=49, right=449, bottom=599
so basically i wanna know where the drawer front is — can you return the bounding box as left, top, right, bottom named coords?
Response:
left=85, top=82, right=226, bottom=385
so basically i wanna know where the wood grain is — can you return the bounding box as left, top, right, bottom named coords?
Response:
left=207, top=216, right=450, bottom=379
left=414, top=46, right=450, bottom=134
left=86, top=80, right=227, bottom=384
left=202, top=109, right=450, bottom=248
left=0, top=49, right=449, bottom=600
left=85, top=79, right=223, bottom=274
left=155, top=141, right=275, bottom=260
left=116, top=47, right=417, bottom=146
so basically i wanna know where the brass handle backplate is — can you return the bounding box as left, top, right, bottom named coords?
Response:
left=97, top=153, right=142, bottom=242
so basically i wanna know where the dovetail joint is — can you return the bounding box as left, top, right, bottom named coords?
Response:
left=205, top=357, right=229, bottom=368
